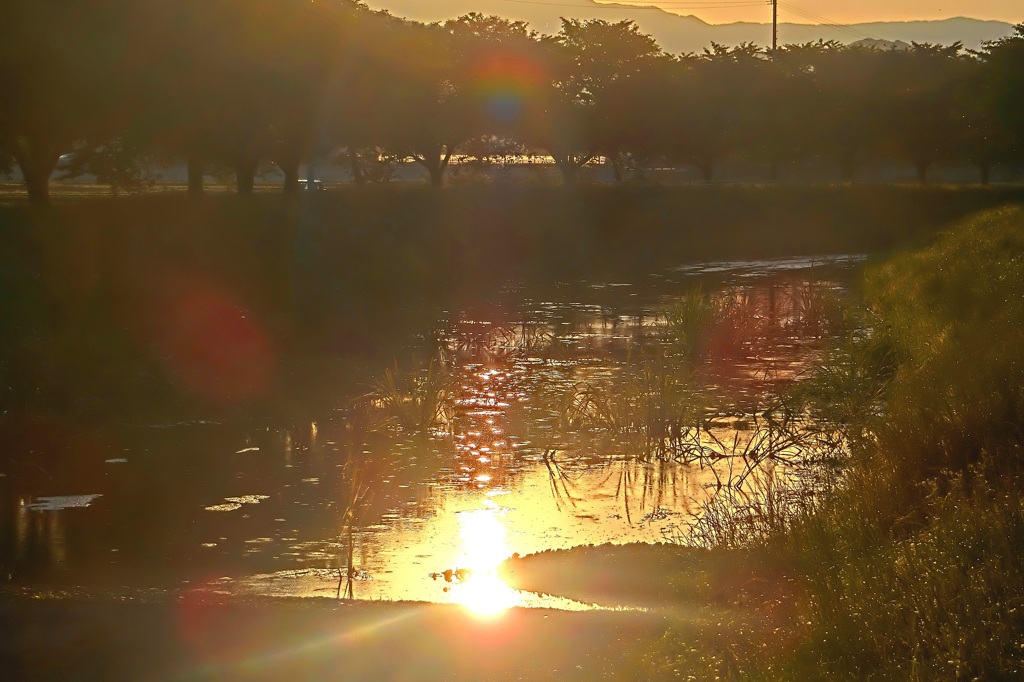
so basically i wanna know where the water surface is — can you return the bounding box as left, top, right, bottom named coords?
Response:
left=0, top=255, right=862, bottom=612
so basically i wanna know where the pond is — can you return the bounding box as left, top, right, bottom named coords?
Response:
left=0, top=255, right=863, bottom=614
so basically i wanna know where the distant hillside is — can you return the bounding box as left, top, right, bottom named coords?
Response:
left=850, top=38, right=912, bottom=51
left=370, top=0, right=1016, bottom=52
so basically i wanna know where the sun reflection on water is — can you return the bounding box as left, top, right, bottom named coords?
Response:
left=449, top=508, right=517, bottom=617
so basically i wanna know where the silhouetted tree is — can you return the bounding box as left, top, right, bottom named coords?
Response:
left=353, top=20, right=472, bottom=187
left=956, top=52, right=1011, bottom=184
left=760, top=42, right=845, bottom=180
left=2, top=1, right=1020, bottom=199
left=670, top=44, right=765, bottom=182
left=523, top=20, right=660, bottom=184
left=793, top=44, right=888, bottom=181
left=0, top=0, right=141, bottom=203
left=979, top=24, right=1024, bottom=172
left=878, top=43, right=968, bottom=183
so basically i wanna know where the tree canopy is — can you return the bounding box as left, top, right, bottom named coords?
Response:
left=2, top=1, right=1022, bottom=201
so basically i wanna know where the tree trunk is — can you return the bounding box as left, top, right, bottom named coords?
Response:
left=610, top=154, right=624, bottom=183
left=412, top=147, right=449, bottom=188
left=235, top=158, right=258, bottom=194
left=699, top=158, right=714, bottom=184
left=915, top=160, right=929, bottom=185
left=14, top=145, right=59, bottom=205
left=426, top=163, right=444, bottom=188
left=22, top=165, right=52, bottom=204
left=187, top=157, right=204, bottom=194
left=350, top=150, right=365, bottom=185
left=280, top=160, right=301, bottom=193
left=558, top=159, right=577, bottom=186
left=839, top=156, right=856, bottom=183
left=979, top=160, right=992, bottom=186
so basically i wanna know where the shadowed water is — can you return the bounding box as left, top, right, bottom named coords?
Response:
left=0, top=255, right=862, bottom=612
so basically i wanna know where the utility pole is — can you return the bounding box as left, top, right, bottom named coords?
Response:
left=772, top=0, right=778, bottom=51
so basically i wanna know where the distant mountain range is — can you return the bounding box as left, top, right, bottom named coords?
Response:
left=370, top=1, right=1017, bottom=52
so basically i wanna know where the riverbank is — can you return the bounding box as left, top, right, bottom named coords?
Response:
left=0, top=541, right=806, bottom=680
left=0, top=589, right=668, bottom=681
left=3, top=185, right=1023, bottom=270
left=2, top=185, right=1022, bottom=425
left=640, top=206, right=1024, bottom=678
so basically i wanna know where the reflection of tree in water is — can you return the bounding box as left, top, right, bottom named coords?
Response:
left=511, top=279, right=852, bottom=523
left=348, top=274, right=853, bottom=549
left=2, top=500, right=69, bottom=578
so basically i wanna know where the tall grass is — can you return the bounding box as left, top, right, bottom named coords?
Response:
left=650, top=206, right=1024, bottom=679
left=787, top=207, right=1024, bottom=679
left=368, top=357, right=455, bottom=433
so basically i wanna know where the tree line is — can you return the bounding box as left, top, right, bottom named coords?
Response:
left=2, top=0, right=1023, bottom=203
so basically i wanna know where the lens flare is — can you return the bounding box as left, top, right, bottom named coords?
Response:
left=451, top=509, right=517, bottom=617
left=469, top=51, right=548, bottom=127
left=138, top=271, right=274, bottom=406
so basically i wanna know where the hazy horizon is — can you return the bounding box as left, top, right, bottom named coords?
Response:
left=369, top=0, right=1023, bottom=28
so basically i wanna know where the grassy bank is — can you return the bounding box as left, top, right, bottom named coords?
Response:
left=630, top=205, right=1024, bottom=679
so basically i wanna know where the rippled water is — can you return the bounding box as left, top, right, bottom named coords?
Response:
left=0, top=255, right=863, bottom=612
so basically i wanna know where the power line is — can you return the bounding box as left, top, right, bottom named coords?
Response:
left=497, top=0, right=768, bottom=9
left=494, top=0, right=881, bottom=46
left=778, top=3, right=879, bottom=42
left=605, top=1, right=769, bottom=5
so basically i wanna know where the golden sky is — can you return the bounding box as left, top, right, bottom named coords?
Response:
left=600, top=0, right=1022, bottom=24
left=383, top=0, right=1023, bottom=26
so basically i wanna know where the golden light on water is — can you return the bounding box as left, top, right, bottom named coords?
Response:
left=450, top=508, right=518, bottom=617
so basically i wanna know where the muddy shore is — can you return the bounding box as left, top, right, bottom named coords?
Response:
left=1, top=543, right=805, bottom=680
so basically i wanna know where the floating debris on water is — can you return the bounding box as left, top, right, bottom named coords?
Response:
left=145, top=420, right=219, bottom=429
left=205, top=503, right=243, bottom=512
left=26, top=495, right=103, bottom=511
left=637, top=507, right=676, bottom=525
left=429, top=567, right=473, bottom=583
left=224, top=495, right=270, bottom=505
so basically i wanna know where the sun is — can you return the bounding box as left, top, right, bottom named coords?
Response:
left=449, top=509, right=518, bottom=618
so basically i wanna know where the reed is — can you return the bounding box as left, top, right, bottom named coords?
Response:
left=647, top=206, right=1024, bottom=679
left=368, top=357, right=455, bottom=433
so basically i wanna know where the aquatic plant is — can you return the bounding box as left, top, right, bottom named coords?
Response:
left=369, top=357, right=455, bottom=433
left=336, top=455, right=370, bottom=600
left=674, top=463, right=836, bottom=550
left=664, top=287, right=723, bottom=362
left=648, top=206, right=1024, bottom=680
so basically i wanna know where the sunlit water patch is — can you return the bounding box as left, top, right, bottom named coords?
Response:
left=0, top=255, right=861, bottom=610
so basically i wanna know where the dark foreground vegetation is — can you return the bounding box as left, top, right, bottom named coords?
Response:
left=3, top=2, right=1024, bottom=202
left=504, top=205, right=1024, bottom=679
left=772, top=206, right=1024, bottom=680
